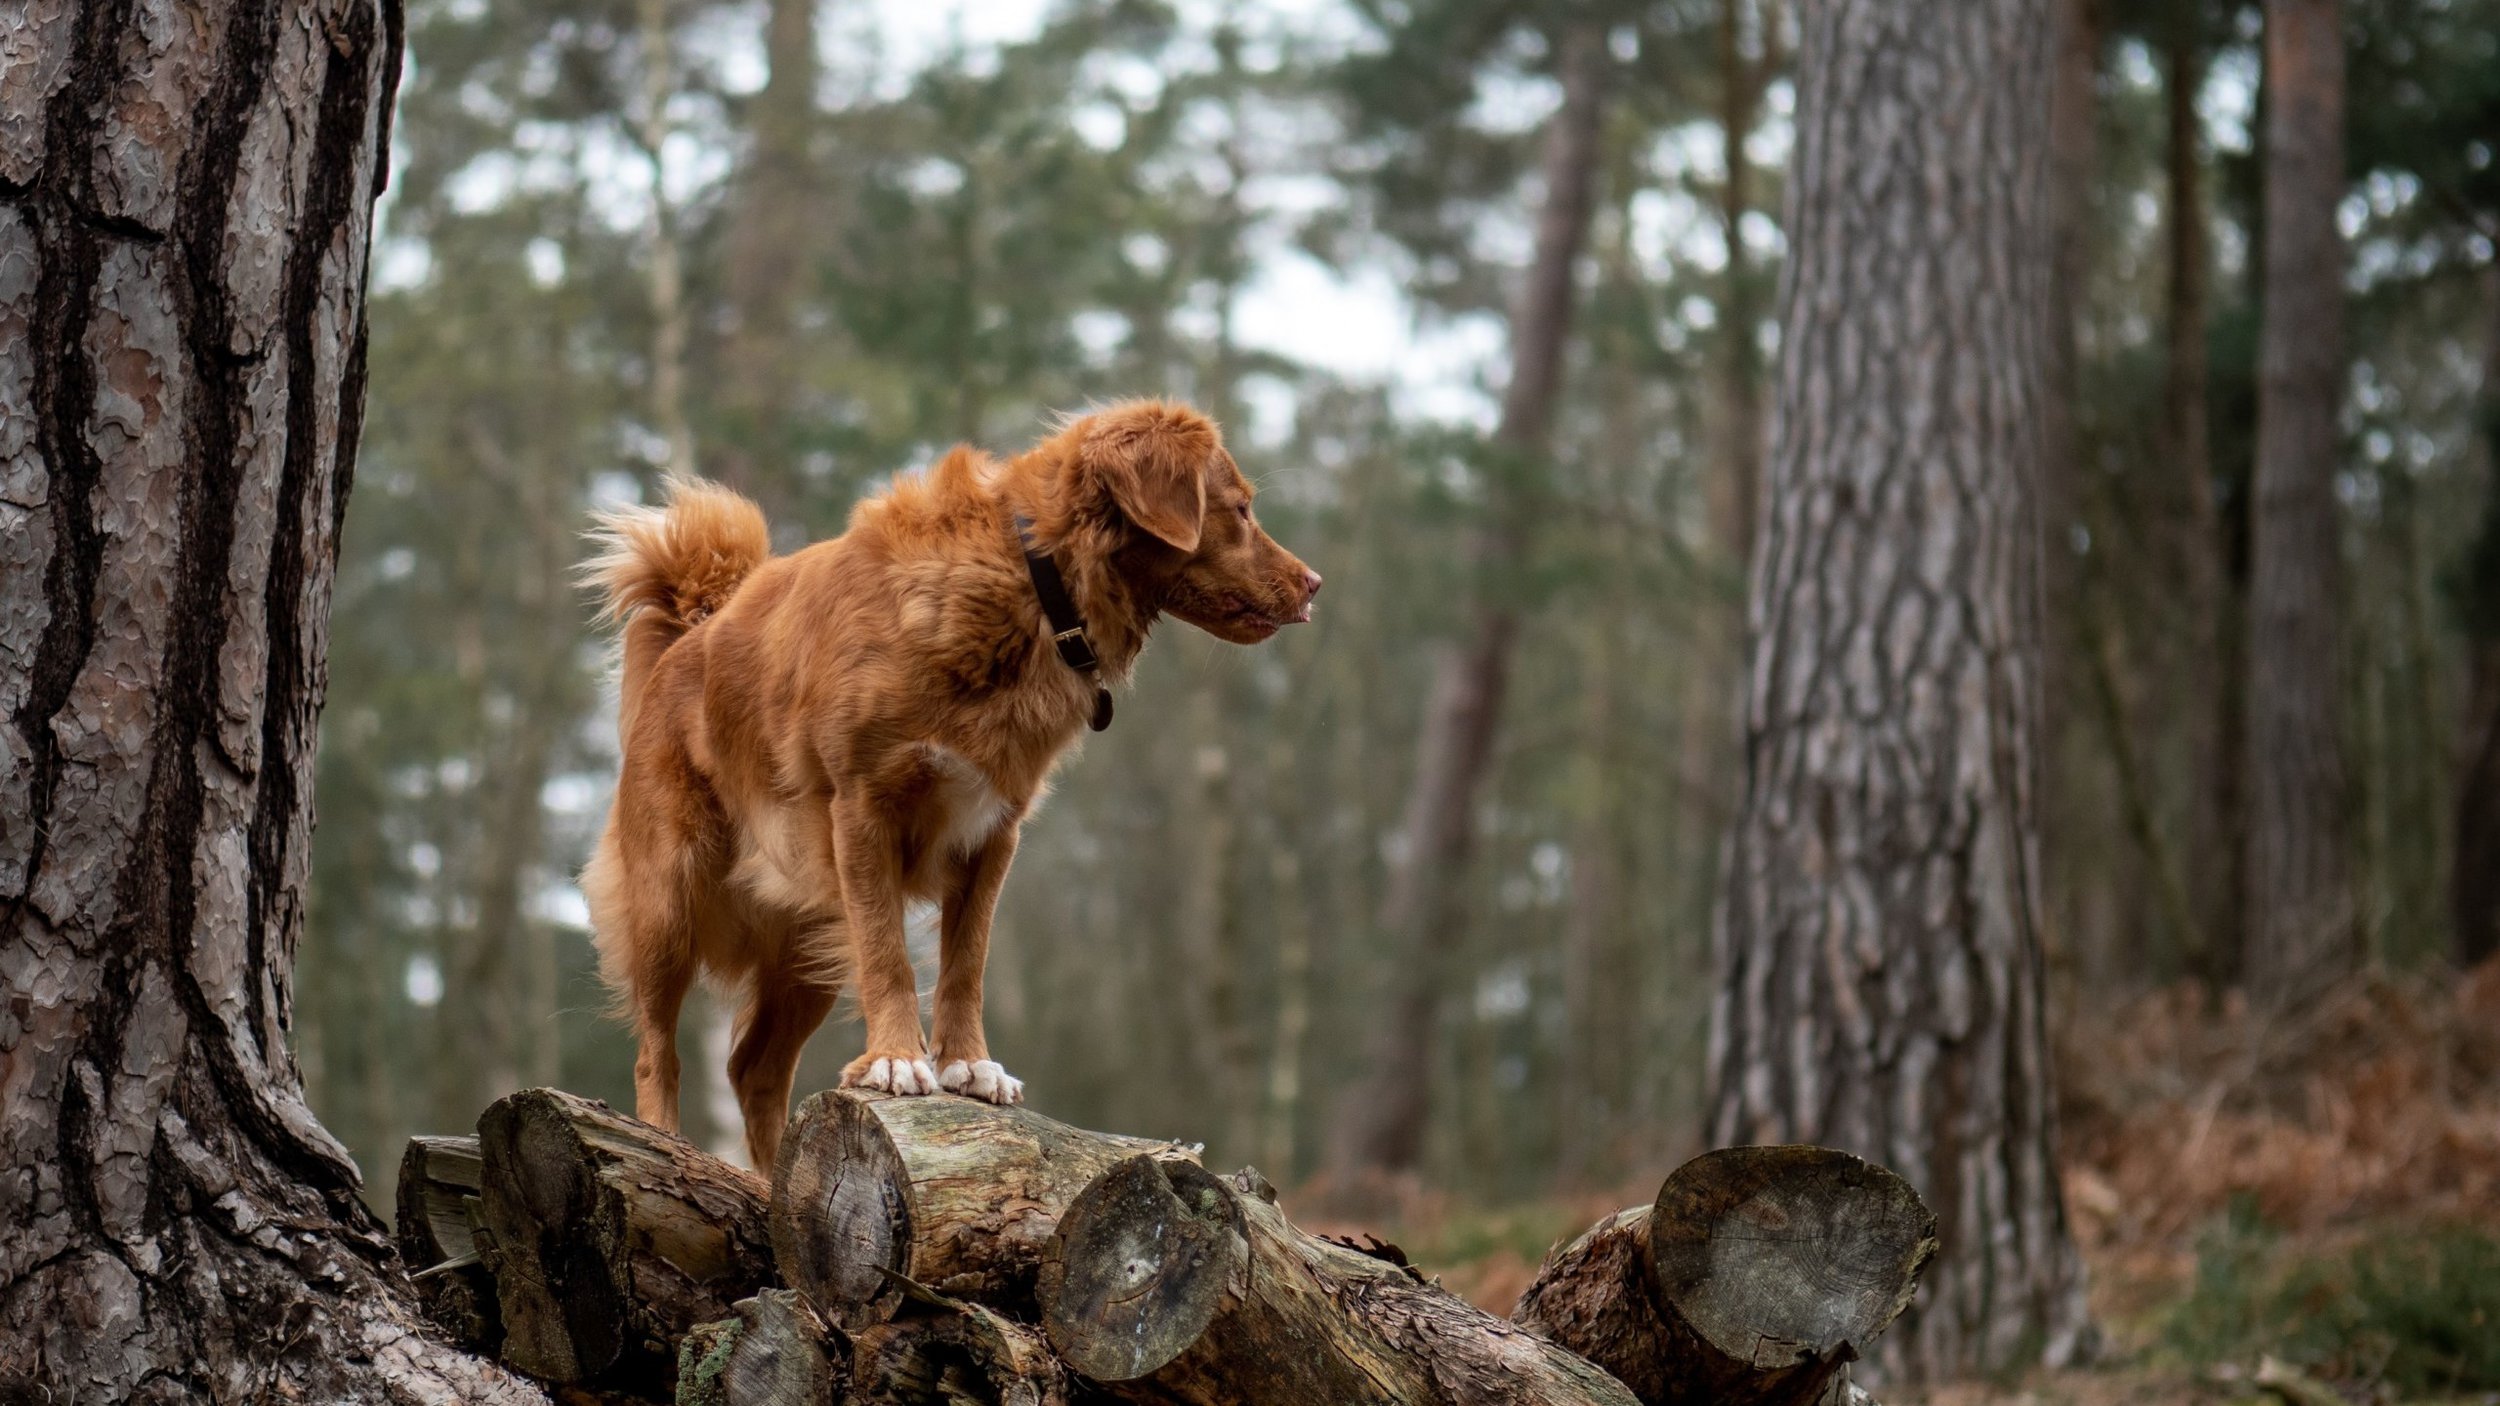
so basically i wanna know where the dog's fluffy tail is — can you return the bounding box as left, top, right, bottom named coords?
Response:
left=583, top=477, right=771, bottom=711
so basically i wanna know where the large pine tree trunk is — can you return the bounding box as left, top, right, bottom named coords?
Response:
left=1322, top=18, right=1607, bottom=1183
left=1704, top=0, right=2092, bottom=1379
left=0, top=4, right=534, bottom=1399
left=2243, top=0, right=2356, bottom=1005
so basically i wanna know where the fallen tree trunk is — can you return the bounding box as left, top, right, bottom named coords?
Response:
left=1511, top=1145, right=1935, bottom=1406
left=676, top=1289, right=845, bottom=1406
left=1040, top=1157, right=1640, bottom=1406
left=398, top=1134, right=504, bottom=1354
left=771, top=1090, right=1194, bottom=1327
left=476, top=1088, right=778, bottom=1395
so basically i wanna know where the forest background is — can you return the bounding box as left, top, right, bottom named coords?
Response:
left=294, top=0, right=2500, bottom=1395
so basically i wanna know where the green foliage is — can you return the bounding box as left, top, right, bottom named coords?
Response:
left=2163, top=1201, right=2500, bottom=1396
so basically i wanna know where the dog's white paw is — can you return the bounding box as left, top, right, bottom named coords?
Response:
left=937, top=1058, right=1024, bottom=1105
left=845, top=1055, right=941, bottom=1096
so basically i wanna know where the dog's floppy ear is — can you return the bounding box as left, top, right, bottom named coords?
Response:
left=1081, top=404, right=1210, bottom=553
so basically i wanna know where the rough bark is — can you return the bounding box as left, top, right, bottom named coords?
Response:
left=851, top=1291, right=1071, bottom=1406
left=0, top=1, right=543, bottom=1399
left=475, top=1088, right=777, bottom=1395
left=399, top=1134, right=503, bottom=1353
left=1704, top=0, right=2092, bottom=1378
left=1040, top=1158, right=1639, bottom=1406
left=2243, top=0, right=2355, bottom=1006
left=676, top=1290, right=845, bottom=1406
left=1324, top=16, right=1609, bottom=1183
left=770, top=1089, right=1195, bottom=1329
left=1512, top=1146, right=1935, bottom=1406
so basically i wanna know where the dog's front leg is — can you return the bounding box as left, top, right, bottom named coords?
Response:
left=932, top=825, right=1023, bottom=1104
left=830, top=795, right=938, bottom=1095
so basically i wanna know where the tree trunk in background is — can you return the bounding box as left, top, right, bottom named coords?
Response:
left=1675, top=0, right=1778, bottom=981
left=2454, top=273, right=2500, bottom=968
left=1710, top=0, right=1772, bottom=575
left=2166, top=5, right=2243, bottom=984
left=1321, top=20, right=1607, bottom=1182
left=714, top=0, right=819, bottom=517
left=2243, top=0, right=2355, bottom=1007
left=0, top=3, right=537, bottom=1398
left=2041, top=0, right=2102, bottom=976
left=2041, top=0, right=2099, bottom=667
left=1705, top=0, right=2091, bottom=1379
left=638, top=0, right=697, bottom=480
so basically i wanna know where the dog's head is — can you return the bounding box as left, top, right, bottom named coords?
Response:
left=1070, top=402, right=1321, bottom=645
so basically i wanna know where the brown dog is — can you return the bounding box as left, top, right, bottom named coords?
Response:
left=581, top=401, right=1320, bottom=1170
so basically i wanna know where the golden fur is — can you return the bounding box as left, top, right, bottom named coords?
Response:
left=582, top=401, right=1320, bottom=1169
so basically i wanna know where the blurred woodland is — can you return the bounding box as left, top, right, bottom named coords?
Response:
left=284, top=0, right=2500, bottom=1392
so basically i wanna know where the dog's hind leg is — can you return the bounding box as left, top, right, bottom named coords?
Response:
left=587, top=831, right=699, bottom=1136
left=726, top=962, right=837, bottom=1173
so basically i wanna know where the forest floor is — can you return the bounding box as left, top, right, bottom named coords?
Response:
left=1348, top=958, right=2500, bottom=1406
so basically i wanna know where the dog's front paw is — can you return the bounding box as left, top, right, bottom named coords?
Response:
left=842, top=1051, right=941, bottom=1096
left=937, top=1058, right=1024, bottom=1105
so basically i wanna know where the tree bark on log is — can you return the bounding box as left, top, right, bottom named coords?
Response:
left=1512, top=1147, right=1935, bottom=1406
left=851, top=1290, right=1072, bottom=1406
left=771, top=1090, right=1194, bottom=1328
left=399, top=1134, right=503, bottom=1354
left=1039, top=1158, right=1639, bottom=1406
left=676, top=1290, right=845, bottom=1406
left=477, top=1088, right=777, bottom=1395
left=0, top=0, right=547, bottom=1398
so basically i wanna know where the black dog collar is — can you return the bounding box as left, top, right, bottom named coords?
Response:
left=1013, top=515, right=1113, bottom=732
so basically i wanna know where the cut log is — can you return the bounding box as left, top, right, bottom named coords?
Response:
left=476, top=1087, right=778, bottom=1394
left=1039, top=1158, right=1640, bottom=1406
left=851, top=1284, right=1071, bottom=1406
left=396, top=1134, right=502, bottom=1353
left=771, top=1089, right=1194, bottom=1327
left=1511, top=1145, right=1936, bottom=1406
left=676, top=1289, right=845, bottom=1406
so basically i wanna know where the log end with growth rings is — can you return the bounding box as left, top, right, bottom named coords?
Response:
left=1035, top=1156, right=1246, bottom=1382
left=771, top=1089, right=920, bottom=1327
left=1647, top=1144, right=1937, bottom=1369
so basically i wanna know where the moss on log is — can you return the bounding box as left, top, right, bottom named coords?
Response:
left=676, top=1289, right=845, bottom=1406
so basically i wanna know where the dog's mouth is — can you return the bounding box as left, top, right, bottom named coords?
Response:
left=1230, top=599, right=1314, bottom=636
left=1173, top=586, right=1314, bottom=643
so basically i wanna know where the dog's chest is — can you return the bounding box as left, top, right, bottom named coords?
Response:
left=917, top=743, right=1015, bottom=859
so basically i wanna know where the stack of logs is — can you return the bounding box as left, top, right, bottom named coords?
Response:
left=399, top=1088, right=1937, bottom=1406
